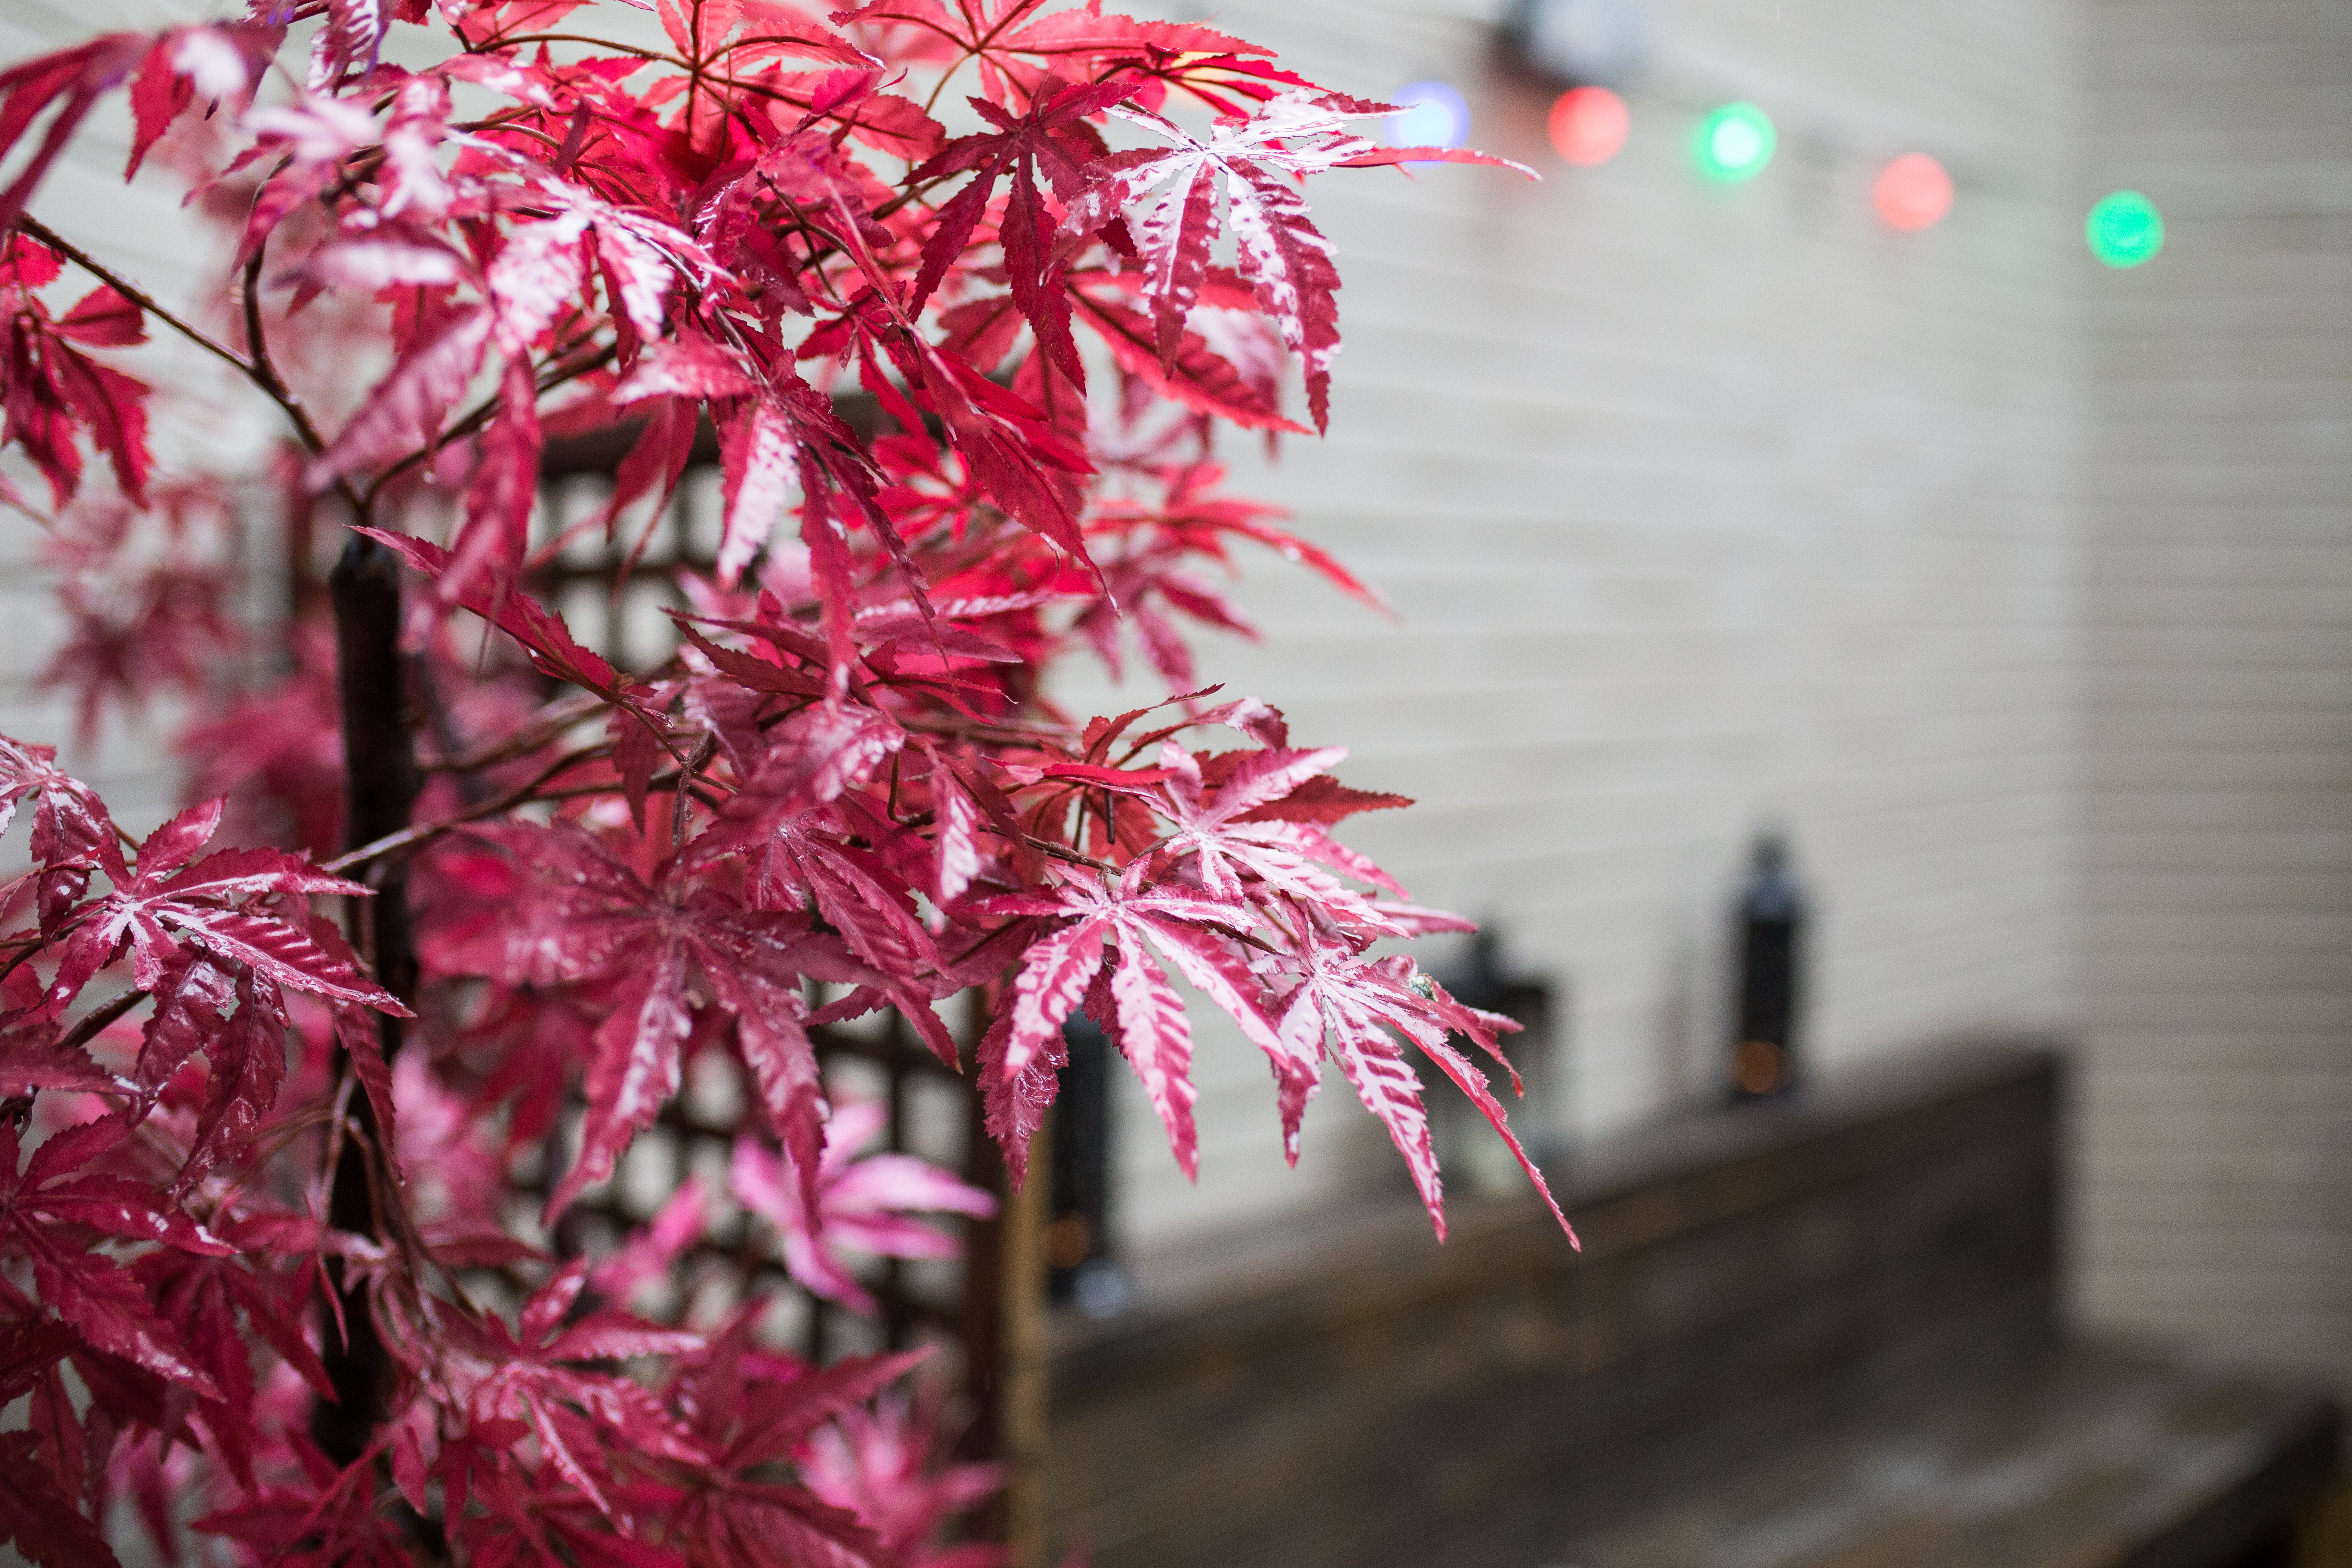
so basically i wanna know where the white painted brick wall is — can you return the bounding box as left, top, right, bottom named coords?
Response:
left=2079, top=0, right=2352, bottom=1382
left=1085, top=0, right=2089, bottom=1247
left=0, top=0, right=271, bottom=842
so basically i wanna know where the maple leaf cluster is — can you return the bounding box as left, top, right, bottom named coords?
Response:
left=0, top=0, right=1572, bottom=1561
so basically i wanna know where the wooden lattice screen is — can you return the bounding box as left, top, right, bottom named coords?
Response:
left=527, top=407, right=1048, bottom=1549
left=288, top=405, right=1047, bottom=1548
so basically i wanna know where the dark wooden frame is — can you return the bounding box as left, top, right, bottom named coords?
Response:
left=1040, top=1040, right=2343, bottom=1568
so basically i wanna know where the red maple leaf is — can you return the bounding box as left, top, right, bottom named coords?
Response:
left=135, top=957, right=304, bottom=1190
left=1067, top=90, right=1528, bottom=429
left=658, top=1322, right=915, bottom=1568
left=0, top=1428, right=116, bottom=1568
left=419, top=821, right=838, bottom=1218
left=0, top=731, right=116, bottom=939
left=0, top=36, right=149, bottom=231
left=0, top=1316, right=100, bottom=1566
left=710, top=363, right=904, bottom=647
left=416, top=1261, right=705, bottom=1515
left=0, top=733, right=103, bottom=862
left=834, top=0, right=1259, bottom=108
left=906, top=75, right=1139, bottom=389
left=989, top=2, right=1269, bottom=82
left=0, top=1015, right=116, bottom=1099
left=125, top=28, right=269, bottom=178
left=731, top=1101, right=995, bottom=1311
left=0, top=237, right=154, bottom=506
left=0, top=1113, right=231, bottom=1392
left=1071, top=280, right=1307, bottom=434
left=195, top=1433, right=417, bottom=1568
left=36, top=487, right=245, bottom=748
left=804, top=290, right=1094, bottom=581
left=132, top=1206, right=334, bottom=1488
left=695, top=703, right=964, bottom=1051
left=41, top=797, right=407, bottom=1019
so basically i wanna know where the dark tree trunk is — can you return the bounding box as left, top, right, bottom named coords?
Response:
left=316, top=531, right=418, bottom=1466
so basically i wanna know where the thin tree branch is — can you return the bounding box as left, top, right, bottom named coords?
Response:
left=357, top=339, right=617, bottom=512
left=19, top=213, right=370, bottom=521
left=419, top=692, right=609, bottom=773
left=241, top=248, right=285, bottom=410
left=321, top=742, right=615, bottom=874
left=18, top=216, right=255, bottom=387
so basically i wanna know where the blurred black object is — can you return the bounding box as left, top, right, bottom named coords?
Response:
left=1047, top=1016, right=1130, bottom=1316
left=1426, top=929, right=1558, bottom=1188
left=1728, top=833, right=1806, bottom=1102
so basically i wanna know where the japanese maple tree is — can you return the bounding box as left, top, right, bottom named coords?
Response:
left=0, top=0, right=1572, bottom=1562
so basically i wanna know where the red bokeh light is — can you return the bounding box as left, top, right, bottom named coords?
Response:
left=1548, top=86, right=1630, bottom=167
left=1875, top=153, right=1953, bottom=231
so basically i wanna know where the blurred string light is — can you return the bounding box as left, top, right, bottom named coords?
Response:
left=2086, top=189, right=2164, bottom=267
left=1694, top=101, right=1774, bottom=182
left=1549, top=86, right=1630, bottom=166
left=1485, top=14, right=2165, bottom=264
left=1873, top=153, right=1952, bottom=231
left=1385, top=81, right=1470, bottom=150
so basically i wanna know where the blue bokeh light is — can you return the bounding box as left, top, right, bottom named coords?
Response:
left=1385, top=81, right=1470, bottom=150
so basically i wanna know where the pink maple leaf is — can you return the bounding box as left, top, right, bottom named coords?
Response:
left=730, top=1101, right=994, bottom=1312
left=414, top=1261, right=705, bottom=1516
left=800, top=1389, right=1005, bottom=1564
left=1273, top=938, right=1573, bottom=1245
left=985, top=860, right=1289, bottom=1180
left=419, top=820, right=834, bottom=1219
left=1067, top=90, right=1530, bottom=430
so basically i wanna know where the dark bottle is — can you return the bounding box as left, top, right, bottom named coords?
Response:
left=1419, top=929, right=1559, bottom=1192
left=1728, top=833, right=1805, bottom=1102
left=1047, top=1016, right=1130, bottom=1316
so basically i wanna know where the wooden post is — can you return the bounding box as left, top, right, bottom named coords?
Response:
left=315, top=530, right=417, bottom=1465
left=998, top=1137, right=1051, bottom=1562
left=958, top=1016, right=1051, bottom=1566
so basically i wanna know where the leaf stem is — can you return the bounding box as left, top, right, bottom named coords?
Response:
left=1020, top=833, right=1109, bottom=872
left=491, top=35, right=689, bottom=67
left=57, top=988, right=148, bottom=1058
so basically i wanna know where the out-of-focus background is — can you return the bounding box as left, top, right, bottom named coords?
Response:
left=4, top=0, right=2349, bottom=1562
left=1074, top=0, right=2349, bottom=1396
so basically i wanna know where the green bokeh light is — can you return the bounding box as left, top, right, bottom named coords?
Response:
left=1695, top=102, right=1775, bottom=183
left=2087, top=190, right=2164, bottom=268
